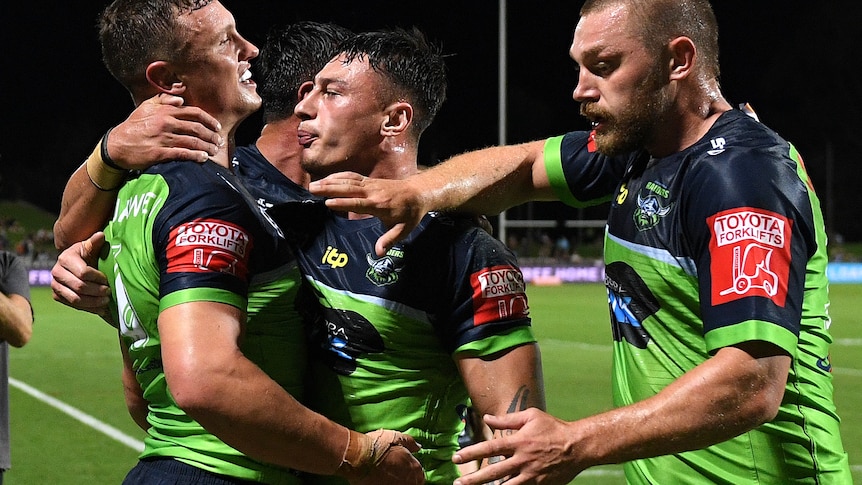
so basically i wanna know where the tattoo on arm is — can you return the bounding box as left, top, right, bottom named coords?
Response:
left=486, top=385, right=531, bottom=474
left=507, top=385, right=530, bottom=414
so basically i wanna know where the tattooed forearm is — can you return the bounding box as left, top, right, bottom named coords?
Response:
left=507, top=385, right=530, bottom=413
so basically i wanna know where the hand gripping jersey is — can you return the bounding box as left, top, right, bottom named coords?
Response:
left=99, top=159, right=302, bottom=484
left=543, top=109, right=850, bottom=484
left=268, top=202, right=535, bottom=485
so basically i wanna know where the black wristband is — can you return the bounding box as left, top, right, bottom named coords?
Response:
left=100, top=127, right=126, bottom=171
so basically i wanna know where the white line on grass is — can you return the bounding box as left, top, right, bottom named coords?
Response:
left=8, top=378, right=860, bottom=476
left=9, top=377, right=145, bottom=453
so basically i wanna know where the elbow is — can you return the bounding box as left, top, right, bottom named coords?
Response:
left=748, top=391, right=783, bottom=426
left=733, top=381, right=785, bottom=432
left=6, top=324, right=33, bottom=348
left=164, top=364, right=226, bottom=417
left=53, top=221, right=72, bottom=251
left=167, top=373, right=213, bottom=414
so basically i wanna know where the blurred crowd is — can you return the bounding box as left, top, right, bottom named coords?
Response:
left=0, top=217, right=57, bottom=269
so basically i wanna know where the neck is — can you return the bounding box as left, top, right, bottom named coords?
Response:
left=646, top=80, right=732, bottom=158
left=342, top=138, right=420, bottom=220
left=256, top=117, right=308, bottom=187
left=211, top=133, right=235, bottom=167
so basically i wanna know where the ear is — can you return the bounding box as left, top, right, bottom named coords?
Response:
left=667, top=36, right=696, bottom=81
left=381, top=101, right=413, bottom=137
left=145, top=60, right=187, bottom=95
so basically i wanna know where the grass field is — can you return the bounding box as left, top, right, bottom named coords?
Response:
left=6, top=284, right=861, bottom=484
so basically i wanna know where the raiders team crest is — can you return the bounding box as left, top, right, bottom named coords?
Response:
left=365, top=247, right=406, bottom=286
left=633, top=181, right=673, bottom=231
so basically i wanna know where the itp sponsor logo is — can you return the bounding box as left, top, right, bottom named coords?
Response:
left=322, top=246, right=349, bottom=268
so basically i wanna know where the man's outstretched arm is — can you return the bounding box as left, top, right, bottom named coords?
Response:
left=452, top=342, right=790, bottom=485
left=54, top=94, right=223, bottom=249
left=308, top=139, right=556, bottom=256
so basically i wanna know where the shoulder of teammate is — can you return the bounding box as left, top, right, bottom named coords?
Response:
left=152, top=161, right=275, bottom=282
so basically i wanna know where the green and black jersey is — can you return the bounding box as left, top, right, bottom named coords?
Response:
left=269, top=201, right=535, bottom=485
left=100, top=159, right=302, bottom=484
left=543, top=109, right=850, bottom=484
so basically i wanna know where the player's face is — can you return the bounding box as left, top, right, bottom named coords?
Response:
left=569, top=4, right=672, bottom=156
left=294, top=54, right=388, bottom=178
left=171, top=1, right=261, bottom=128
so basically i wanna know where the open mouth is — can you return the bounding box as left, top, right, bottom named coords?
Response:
left=240, top=69, right=253, bottom=84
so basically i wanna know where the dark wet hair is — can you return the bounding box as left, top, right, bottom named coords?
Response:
left=339, top=27, right=447, bottom=136
left=257, top=21, right=353, bottom=123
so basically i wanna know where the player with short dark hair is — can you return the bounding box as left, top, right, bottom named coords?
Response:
left=308, top=1, right=851, bottom=484
left=72, top=2, right=422, bottom=483
left=280, top=28, right=545, bottom=484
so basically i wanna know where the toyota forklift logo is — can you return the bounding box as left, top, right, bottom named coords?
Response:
left=718, top=244, right=778, bottom=297
left=708, top=207, right=792, bottom=307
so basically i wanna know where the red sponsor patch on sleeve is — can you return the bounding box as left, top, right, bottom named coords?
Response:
left=708, top=207, right=792, bottom=307
left=165, top=218, right=252, bottom=280
left=470, top=265, right=530, bottom=326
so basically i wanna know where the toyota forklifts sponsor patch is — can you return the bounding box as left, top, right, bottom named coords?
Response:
left=166, top=219, right=252, bottom=279
left=708, top=207, right=791, bottom=306
left=471, top=265, right=529, bottom=325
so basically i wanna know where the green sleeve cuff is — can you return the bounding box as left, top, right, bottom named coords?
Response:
left=543, top=136, right=584, bottom=208
left=455, top=325, right=536, bottom=358
left=705, top=320, right=798, bottom=357
left=160, top=287, right=247, bottom=313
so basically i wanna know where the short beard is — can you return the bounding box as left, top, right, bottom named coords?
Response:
left=580, top=74, right=670, bottom=157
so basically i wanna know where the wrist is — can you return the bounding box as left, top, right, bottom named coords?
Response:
left=336, top=429, right=374, bottom=480
left=335, top=429, right=399, bottom=481
left=100, top=127, right=127, bottom=171
left=85, top=138, right=129, bottom=191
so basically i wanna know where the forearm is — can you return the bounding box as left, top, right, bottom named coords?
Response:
left=0, top=293, right=33, bottom=347
left=417, top=140, right=554, bottom=215
left=54, top=139, right=125, bottom=249
left=568, top=346, right=790, bottom=467
left=173, top=352, right=350, bottom=475
left=160, top=303, right=355, bottom=476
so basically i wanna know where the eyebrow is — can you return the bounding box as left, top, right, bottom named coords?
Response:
left=314, top=75, right=348, bottom=88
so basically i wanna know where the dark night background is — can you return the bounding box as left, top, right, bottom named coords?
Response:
left=1, top=1, right=860, bottom=240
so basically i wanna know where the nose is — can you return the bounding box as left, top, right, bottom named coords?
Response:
left=240, top=35, right=259, bottom=61
left=572, top=70, right=597, bottom=103
left=294, top=85, right=316, bottom=120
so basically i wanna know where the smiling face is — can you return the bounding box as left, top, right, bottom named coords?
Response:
left=172, top=1, right=261, bottom=128
left=570, top=4, right=672, bottom=156
left=294, top=54, right=389, bottom=178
